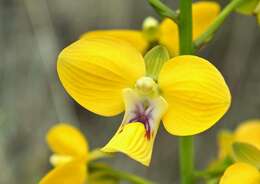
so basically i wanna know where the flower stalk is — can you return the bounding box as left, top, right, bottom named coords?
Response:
left=178, top=0, right=194, bottom=184
left=89, top=163, right=154, bottom=184
left=148, top=0, right=179, bottom=23
left=194, top=0, right=247, bottom=48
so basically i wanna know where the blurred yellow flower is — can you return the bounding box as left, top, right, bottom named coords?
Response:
left=82, top=1, right=220, bottom=56
left=57, top=36, right=231, bottom=166
left=220, top=162, right=260, bottom=184
left=40, top=124, right=106, bottom=184
left=218, top=120, right=260, bottom=159
left=234, top=120, right=260, bottom=150
left=217, top=130, right=234, bottom=160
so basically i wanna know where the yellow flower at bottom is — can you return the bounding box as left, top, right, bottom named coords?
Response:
left=39, top=124, right=89, bottom=184
left=57, top=36, right=231, bottom=166
left=218, top=120, right=260, bottom=159
left=81, top=1, right=220, bottom=56
left=220, top=162, right=260, bottom=184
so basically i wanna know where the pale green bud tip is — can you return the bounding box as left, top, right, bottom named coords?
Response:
left=142, top=16, right=159, bottom=30
left=142, top=17, right=159, bottom=42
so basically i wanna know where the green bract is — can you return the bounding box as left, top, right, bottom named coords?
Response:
left=232, top=142, right=260, bottom=169
left=144, top=45, right=170, bottom=80
left=236, top=0, right=259, bottom=15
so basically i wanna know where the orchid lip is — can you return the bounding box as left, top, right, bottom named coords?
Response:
left=119, top=88, right=168, bottom=141
left=128, top=103, right=154, bottom=140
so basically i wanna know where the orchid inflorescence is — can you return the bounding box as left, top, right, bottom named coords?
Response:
left=39, top=0, right=260, bottom=183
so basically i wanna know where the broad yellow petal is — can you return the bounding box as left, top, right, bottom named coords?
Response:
left=158, top=2, right=220, bottom=56
left=220, top=163, right=260, bottom=184
left=102, top=88, right=168, bottom=166
left=58, top=37, right=145, bottom=116
left=47, top=123, right=88, bottom=157
left=81, top=30, right=148, bottom=54
left=158, top=55, right=231, bottom=136
left=234, top=120, right=260, bottom=150
left=192, top=1, right=220, bottom=39
left=39, top=157, right=87, bottom=184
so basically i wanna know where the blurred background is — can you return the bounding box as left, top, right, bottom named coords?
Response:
left=0, top=0, right=260, bottom=183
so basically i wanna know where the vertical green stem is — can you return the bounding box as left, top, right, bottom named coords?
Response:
left=179, top=0, right=193, bottom=55
left=178, top=0, right=194, bottom=184
left=179, top=137, right=194, bottom=184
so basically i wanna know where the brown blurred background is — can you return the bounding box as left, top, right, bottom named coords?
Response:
left=0, top=0, right=260, bottom=183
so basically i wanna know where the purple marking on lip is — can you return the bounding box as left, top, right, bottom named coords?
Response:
left=128, top=103, right=154, bottom=140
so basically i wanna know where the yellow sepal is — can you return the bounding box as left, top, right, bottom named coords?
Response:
left=192, top=1, right=220, bottom=39
left=158, top=55, right=231, bottom=136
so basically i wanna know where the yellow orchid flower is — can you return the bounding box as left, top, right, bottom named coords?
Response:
left=217, top=120, right=260, bottom=159
left=57, top=36, right=231, bottom=166
left=82, top=1, right=220, bottom=56
left=40, top=123, right=104, bottom=184
left=220, top=162, right=260, bottom=184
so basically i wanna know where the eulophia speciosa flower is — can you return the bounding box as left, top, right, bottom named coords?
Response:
left=40, top=124, right=105, bottom=184
left=81, top=1, right=220, bottom=56
left=57, top=36, right=231, bottom=166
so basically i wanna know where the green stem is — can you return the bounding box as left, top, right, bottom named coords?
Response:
left=148, top=0, right=179, bottom=23
left=179, top=0, right=193, bottom=55
left=89, top=164, right=154, bottom=184
left=178, top=0, right=194, bottom=184
left=194, top=0, right=247, bottom=48
left=179, top=137, right=194, bottom=184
